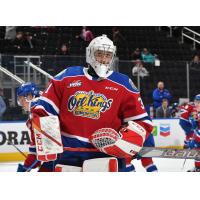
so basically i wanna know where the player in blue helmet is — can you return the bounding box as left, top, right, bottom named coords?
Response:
left=16, top=82, right=56, bottom=172
left=17, top=82, right=40, bottom=111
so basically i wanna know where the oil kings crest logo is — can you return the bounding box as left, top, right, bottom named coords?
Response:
left=67, top=90, right=113, bottom=119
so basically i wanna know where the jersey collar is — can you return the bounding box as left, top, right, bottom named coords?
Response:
left=83, top=67, right=113, bottom=80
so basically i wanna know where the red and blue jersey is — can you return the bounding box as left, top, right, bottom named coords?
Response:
left=179, top=102, right=195, bottom=137
left=179, top=102, right=195, bottom=121
left=31, top=66, right=153, bottom=171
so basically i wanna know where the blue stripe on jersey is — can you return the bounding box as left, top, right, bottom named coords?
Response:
left=179, top=119, right=193, bottom=135
left=54, top=66, right=84, bottom=80
left=61, top=135, right=94, bottom=148
left=30, top=100, right=39, bottom=108
left=144, top=133, right=155, bottom=147
left=108, top=71, right=139, bottom=93
left=36, top=99, right=58, bottom=115
left=135, top=115, right=152, bottom=122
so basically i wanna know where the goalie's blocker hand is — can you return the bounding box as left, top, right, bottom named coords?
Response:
left=90, top=121, right=146, bottom=159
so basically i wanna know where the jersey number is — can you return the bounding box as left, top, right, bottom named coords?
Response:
left=138, top=97, right=145, bottom=109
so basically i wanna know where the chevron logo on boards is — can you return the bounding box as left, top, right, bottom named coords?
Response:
left=160, top=124, right=170, bottom=137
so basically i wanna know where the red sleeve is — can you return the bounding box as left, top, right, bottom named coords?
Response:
left=31, top=79, right=63, bottom=118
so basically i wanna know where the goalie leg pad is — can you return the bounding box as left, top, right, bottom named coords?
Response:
left=83, top=157, right=118, bottom=172
left=55, top=164, right=82, bottom=172
left=54, top=157, right=118, bottom=172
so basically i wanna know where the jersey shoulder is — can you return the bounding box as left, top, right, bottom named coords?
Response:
left=54, top=66, right=84, bottom=81
left=108, top=71, right=139, bottom=93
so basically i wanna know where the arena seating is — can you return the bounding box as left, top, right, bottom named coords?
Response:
left=0, top=26, right=200, bottom=120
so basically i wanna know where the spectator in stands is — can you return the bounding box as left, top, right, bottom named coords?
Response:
left=112, top=27, right=126, bottom=46
left=0, top=88, right=6, bottom=120
left=4, top=26, right=16, bottom=41
left=12, top=31, right=25, bottom=53
left=152, top=81, right=172, bottom=109
left=22, top=32, right=34, bottom=54
left=112, top=27, right=129, bottom=59
left=155, top=99, right=172, bottom=118
left=132, top=60, right=149, bottom=78
left=57, top=43, right=70, bottom=55
left=76, top=26, right=94, bottom=44
left=131, top=48, right=142, bottom=62
left=190, top=55, right=200, bottom=70
left=141, top=48, right=155, bottom=64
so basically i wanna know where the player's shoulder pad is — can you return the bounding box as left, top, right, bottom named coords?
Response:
left=108, top=71, right=139, bottom=93
left=54, top=66, right=84, bottom=81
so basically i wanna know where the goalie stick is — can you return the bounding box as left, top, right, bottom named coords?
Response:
left=6, top=138, right=27, bottom=159
left=63, top=146, right=200, bottom=159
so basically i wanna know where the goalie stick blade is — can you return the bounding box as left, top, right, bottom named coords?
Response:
left=139, top=147, right=200, bottom=159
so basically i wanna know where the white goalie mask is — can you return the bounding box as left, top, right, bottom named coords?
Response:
left=86, top=34, right=116, bottom=78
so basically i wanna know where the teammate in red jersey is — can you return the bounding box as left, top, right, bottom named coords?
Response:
left=30, top=34, right=153, bottom=172
left=179, top=101, right=195, bottom=146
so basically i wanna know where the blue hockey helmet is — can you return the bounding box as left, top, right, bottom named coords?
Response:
left=17, top=82, right=40, bottom=98
left=194, top=94, right=200, bottom=101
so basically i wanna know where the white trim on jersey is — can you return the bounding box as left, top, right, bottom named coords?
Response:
left=123, top=113, right=148, bottom=122
left=40, top=96, right=60, bottom=114
left=179, top=117, right=190, bottom=122
left=195, top=132, right=200, bottom=138
left=142, top=119, right=153, bottom=126
left=61, top=131, right=90, bottom=143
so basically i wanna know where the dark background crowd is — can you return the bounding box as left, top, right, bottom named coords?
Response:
left=0, top=26, right=200, bottom=120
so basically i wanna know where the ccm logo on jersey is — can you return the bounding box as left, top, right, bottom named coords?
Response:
left=105, top=86, right=118, bottom=91
left=67, top=80, right=82, bottom=88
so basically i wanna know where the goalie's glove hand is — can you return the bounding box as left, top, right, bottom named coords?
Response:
left=90, top=121, right=146, bottom=159
left=17, top=164, right=29, bottom=172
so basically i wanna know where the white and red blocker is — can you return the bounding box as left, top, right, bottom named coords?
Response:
left=90, top=121, right=146, bottom=159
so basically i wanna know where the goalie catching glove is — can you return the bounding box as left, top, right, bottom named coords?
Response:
left=90, top=121, right=146, bottom=159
